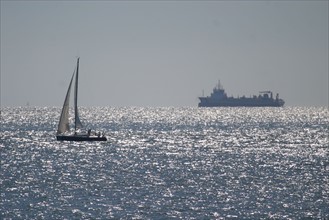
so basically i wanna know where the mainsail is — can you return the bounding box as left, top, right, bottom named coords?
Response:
left=57, top=71, right=75, bottom=134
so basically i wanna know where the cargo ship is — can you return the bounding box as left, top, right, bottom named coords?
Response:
left=198, top=81, right=285, bottom=107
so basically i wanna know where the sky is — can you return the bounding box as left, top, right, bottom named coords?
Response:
left=1, top=1, right=328, bottom=107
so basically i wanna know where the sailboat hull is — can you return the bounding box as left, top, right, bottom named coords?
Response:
left=56, top=135, right=107, bottom=142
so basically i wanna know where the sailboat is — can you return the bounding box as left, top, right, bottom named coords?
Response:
left=56, top=57, right=107, bottom=141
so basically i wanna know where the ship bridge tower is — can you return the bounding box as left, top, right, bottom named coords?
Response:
left=214, top=80, right=224, bottom=91
left=211, top=80, right=227, bottom=99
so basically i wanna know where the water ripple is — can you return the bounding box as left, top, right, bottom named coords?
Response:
left=1, top=107, right=328, bottom=219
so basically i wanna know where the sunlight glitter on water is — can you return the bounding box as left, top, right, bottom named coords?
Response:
left=1, top=107, right=328, bottom=219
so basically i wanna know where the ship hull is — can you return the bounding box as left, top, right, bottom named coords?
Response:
left=198, top=98, right=284, bottom=107
left=56, top=135, right=107, bottom=142
left=198, top=103, right=284, bottom=107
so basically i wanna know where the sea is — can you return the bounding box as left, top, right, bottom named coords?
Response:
left=1, top=107, right=328, bottom=219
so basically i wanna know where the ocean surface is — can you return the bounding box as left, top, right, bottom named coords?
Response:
left=1, top=107, right=328, bottom=219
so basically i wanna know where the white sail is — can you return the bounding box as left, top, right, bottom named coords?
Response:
left=74, top=57, right=83, bottom=130
left=57, top=71, right=75, bottom=134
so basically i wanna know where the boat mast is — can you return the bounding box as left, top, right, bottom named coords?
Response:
left=74, top=57, right=80, bottom=132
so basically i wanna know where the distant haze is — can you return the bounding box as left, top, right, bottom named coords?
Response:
left=1, top=1, right=328, bottom=107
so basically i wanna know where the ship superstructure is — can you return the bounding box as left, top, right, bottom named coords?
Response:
left=198, top=81, right=285, bottom=107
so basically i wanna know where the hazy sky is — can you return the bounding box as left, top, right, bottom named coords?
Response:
left=1, top=1, right=328, bottom=107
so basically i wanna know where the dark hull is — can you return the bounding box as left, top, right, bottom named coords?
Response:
left=57, top=135, right=107, bottom=142
left=199, top=103, right=284, bottom=107
left=198, top=98, right=284, bottom=107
